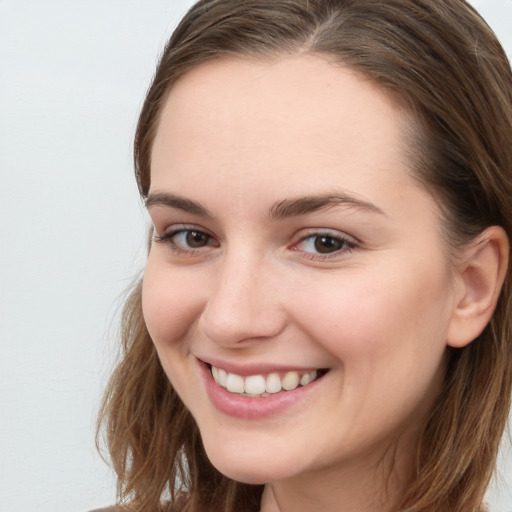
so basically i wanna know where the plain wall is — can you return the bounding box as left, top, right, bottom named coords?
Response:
left=0, top=1, right=511, bottom=511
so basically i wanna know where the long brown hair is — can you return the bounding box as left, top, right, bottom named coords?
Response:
left=97, top=1, right=512, bottom=511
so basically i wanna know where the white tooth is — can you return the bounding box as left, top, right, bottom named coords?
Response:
left=226, top=373, right=244, bottom=393
left=266, top=373, right=282, bottom=394
left=245, top=375, right=266, bottom=395
left=211, top=366, right=219, bottom=383
left=218, top=368, right=228, bottom=387
left=282, top=371, right=300, bottom=391
left=300, top=372, right=311, bottom=386
left=309, top=370, right=317, bottom=382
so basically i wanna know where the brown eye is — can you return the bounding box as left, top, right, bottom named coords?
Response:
left=293, top=231, right=356, bottom=259
left=153, top=227, right=219, bottom=254
left=186, top=230, right=210, bottom=248
left=313, top=235, right=346, bottom=254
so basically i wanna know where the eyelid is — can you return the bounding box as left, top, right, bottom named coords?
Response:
left=153, top=224, right=219, bottom=255
left=152, top=224, right=359, bottom=261
left=290, top=229, right=359, bottom=260
left=153, top=223, right=214, bottom=239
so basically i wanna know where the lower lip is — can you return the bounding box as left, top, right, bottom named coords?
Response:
left=199, top=361, right=325, bottom=420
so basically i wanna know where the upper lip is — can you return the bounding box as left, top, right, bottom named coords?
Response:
left=197, top=356, right=323, bottom=376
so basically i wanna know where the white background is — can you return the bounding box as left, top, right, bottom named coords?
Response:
left=1, top=1, right=511, bottom=511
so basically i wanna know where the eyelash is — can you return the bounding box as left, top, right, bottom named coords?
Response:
left=153, top=226, right=358, bottom=260
left=153, top=226, right=218, bottom=256
left=293, top=231, right=358, bottom=260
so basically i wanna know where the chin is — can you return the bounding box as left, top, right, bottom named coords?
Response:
left=202, top=436, right=300, bottom=485
left=214, top=465, right=272, bottom=485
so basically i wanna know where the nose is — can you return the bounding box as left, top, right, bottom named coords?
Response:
left=198, top=252, right=287, bottom=347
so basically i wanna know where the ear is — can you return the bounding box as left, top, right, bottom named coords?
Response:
left=447, top=226, right=509, bottom=348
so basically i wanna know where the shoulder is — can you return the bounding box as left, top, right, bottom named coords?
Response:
left=87, top=508, right=120, bottom=512
left=87, top=503, right=187, bottom=512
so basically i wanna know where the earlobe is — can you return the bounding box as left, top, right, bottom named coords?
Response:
left=447, top=226, right=509, bottom=348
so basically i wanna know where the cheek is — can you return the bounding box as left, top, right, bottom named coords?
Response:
left=141, top=259, right=209, bottom=409
left=291, top=268, right=452, bottom=441
left=293, top=260, right=453, bottom=376
left=141, top=258, right=204, bottom=351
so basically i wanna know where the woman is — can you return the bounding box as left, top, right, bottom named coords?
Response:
left=97, top=0, right=512, bottom=511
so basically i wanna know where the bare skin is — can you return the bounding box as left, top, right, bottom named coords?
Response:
left=144, top=54, right=508, bottom=512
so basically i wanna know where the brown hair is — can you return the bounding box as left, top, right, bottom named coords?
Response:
left=97, top=1, right=512, bottom=511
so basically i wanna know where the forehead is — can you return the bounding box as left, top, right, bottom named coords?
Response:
left=150, top=55, right=420, bottom=213
left=154, top=54, right=408, bottom=151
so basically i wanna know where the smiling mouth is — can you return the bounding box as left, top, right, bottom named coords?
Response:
left=209, top=365, right=328, bottom=397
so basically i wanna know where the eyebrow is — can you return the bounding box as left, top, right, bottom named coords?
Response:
left=145, top=192, right=211, bottom=216
left=268, top=193, right=385, bottom=218
left=145, top=191, right=385, bottom=218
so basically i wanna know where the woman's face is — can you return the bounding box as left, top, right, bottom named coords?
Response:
left=143, top=55, right=458, bottom=487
